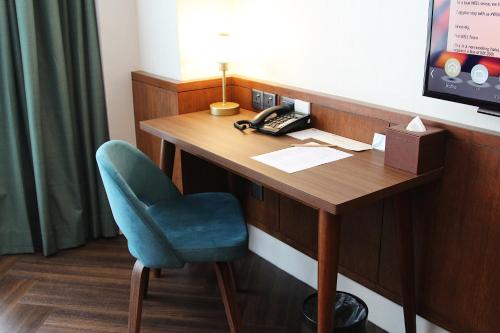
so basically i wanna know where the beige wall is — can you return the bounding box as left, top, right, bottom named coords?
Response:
left=95, top=0, right=140, bottom=145
left=137, top=0, right=182, bottom=80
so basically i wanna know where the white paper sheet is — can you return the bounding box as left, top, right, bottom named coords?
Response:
left=287, top=128, right=319, bottom=140
left=251, top=143, right=352, bottom=173
left=287, top=128, right=372, bottom=152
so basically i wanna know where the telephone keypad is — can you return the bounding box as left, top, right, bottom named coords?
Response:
left=265, top=112, right=302, bottom=129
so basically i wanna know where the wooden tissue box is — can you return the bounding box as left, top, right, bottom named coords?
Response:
left=384, top=124, right=446, bottom=174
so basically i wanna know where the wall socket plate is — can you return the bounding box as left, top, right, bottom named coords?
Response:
left=263, top=92, right=277, bottom=109
left=280, top=96, right=310, bottom=114
left=294, top=99, right=311, bottom=115
left=250, top=182, right=264, bottom=201
left=252, top=89, right=264, bottom=110
left=280, top=96, right=295, bottom=110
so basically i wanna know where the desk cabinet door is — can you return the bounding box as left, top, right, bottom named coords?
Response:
left=235, top=178, right=280, bottom=233
left=279, top=196, right=318, bottom=257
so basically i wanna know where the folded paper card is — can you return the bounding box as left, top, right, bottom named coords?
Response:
left=251, top=142, right=352, bottom=173
left=405, top=116, right=426, bottom=132
left=287, top=128, right=372, bottom=151
left=372, top=133, right=386, bottom=151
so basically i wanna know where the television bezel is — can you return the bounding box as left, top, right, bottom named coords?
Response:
left=422, top=0, right=500, bottom=112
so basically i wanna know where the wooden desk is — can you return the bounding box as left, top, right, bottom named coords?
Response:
left=141, top=109, right=442, bottom=333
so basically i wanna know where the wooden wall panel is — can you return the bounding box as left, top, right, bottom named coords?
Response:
left=378, top=137, right=500, bottom=333
left=311, top=105, right=389, bottom=144
left=412, top=141, right=472, bottom=330
left=131, top=71, right=500, bottom=333
left=474, top=149, right=500, bottom=332
left=178, top=86, right=227, bottom=114
left=232, top=85, right=255, bottom=111
left=417, top=141, right=500, bottom=332
left=132, top=81, right=178, bottom=164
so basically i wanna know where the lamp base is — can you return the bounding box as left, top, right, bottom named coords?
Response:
left=210, top=101, right=240, bottom=116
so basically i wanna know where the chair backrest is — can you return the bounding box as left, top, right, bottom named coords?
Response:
left=96, top=140, right=184, bottom=268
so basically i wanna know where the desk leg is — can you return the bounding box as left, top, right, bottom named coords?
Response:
left=394, top=191, right=416, bottom=333
left=160, top=139, right=176, bottom=179
left=317, top=210, right=341, bottom=333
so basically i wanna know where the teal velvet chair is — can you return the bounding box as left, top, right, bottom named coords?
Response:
left=96, top=140, right=248, bottom=333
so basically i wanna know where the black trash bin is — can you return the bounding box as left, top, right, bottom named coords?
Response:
left=302, top=292, right=368, bottom=332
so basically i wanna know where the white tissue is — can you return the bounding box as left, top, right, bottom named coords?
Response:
left=405, top=116, right=426, bottom=132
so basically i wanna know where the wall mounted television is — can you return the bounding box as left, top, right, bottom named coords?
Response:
left=423, top=0, right=500, bottom=117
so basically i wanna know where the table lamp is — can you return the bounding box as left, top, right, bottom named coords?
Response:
left=210, top=33, right=240, bottom=116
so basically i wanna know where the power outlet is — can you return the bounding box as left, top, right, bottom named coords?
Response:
left=252, top=89, right=264, bottom=110
left=263, top=92, right=277, bottom=109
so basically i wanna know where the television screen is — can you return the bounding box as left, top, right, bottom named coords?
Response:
left=423, top=0, right=500, bottom=113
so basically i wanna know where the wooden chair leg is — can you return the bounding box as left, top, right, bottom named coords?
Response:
left=228, top=262, right=238, bottom=291
left=128, top=260, right=149, bottom=333
left=153, top=268, right=161, bottom=277
left=143, top=267, right=150, bottom=299
left=214, top=262, right=242, bottom=333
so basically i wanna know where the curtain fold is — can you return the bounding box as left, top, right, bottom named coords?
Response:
left=0, top=0, right=117, bottom=256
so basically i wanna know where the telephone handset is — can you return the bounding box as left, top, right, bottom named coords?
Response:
left=233, top=105, right=311, bottom=136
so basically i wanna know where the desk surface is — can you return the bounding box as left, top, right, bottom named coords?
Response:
left=141, top=109, right=442, bottom=215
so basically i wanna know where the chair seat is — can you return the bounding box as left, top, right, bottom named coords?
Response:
left=147, top=192, right=248, bottom=263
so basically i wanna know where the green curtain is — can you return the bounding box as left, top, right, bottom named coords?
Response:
left=0, top=0, right=118, bottom=256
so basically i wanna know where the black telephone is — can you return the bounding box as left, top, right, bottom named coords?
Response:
left=233, top=105, right=311, bottom=136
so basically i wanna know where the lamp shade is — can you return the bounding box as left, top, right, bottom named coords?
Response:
left=214, top=32, right=233, bottom=64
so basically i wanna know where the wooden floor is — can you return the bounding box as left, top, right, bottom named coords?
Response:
left=0, top=236, right=385, bottom=333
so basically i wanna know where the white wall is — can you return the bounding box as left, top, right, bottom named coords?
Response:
left=112, top=0, right=500, bottom=137
left=231, top=0, right=500, bottom=134
left=176, top=0, right=235, bottom=79
left=95, top=0, right=139, bottom=144
left=137, top=0, right=182, bottom=80
left=169, top=0, right=500, bottom=132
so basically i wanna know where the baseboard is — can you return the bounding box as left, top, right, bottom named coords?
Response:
left=247, top=225, right=448, bottom=333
